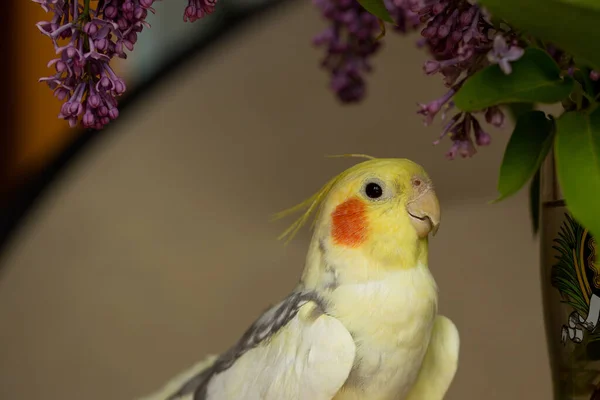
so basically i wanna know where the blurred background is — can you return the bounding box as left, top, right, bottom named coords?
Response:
left=0, top=0, right=550, bottom=399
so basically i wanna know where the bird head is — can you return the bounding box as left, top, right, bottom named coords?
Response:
left=274, top=155, right=440, bottom=270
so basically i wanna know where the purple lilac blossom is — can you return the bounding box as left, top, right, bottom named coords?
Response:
left=183, top=0, right=217, bottom=22
left=311, top=0, right=424, bottom=103
left=35, top=0, right=160, bottom=129
left=313, top=0, right=526, bottom=159
left=385, top=0, right=421, bottom=33
left=34, top=0, right=218, bottom=130
left=407, top=0, right=523, bottom=159
left=487, top=35, right=524, bottom=75
left=311, top=0, right=384, bottom=103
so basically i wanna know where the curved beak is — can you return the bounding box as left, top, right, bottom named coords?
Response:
left=406, top=187, right=441, bottom=238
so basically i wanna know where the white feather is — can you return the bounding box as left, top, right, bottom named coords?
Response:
left=327, top=263, right=438, bottom=400
left=204, top=301, right=356, bottom=400
left=138, top=355, right=219, bottom=400
left=405, top=315, right=460, bottom=400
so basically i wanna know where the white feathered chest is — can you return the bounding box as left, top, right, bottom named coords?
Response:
left=327, top=265, right=439, bottom=400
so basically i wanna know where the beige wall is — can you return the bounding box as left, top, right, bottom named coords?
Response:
left=0, top=2, right=551, bottom=399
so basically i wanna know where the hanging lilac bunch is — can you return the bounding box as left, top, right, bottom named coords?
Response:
left=413, top=0, right=525, bottom=158
left=34, top=0, right=218, bottom=130
left=385, top=0, right=421, bottom=34
left=312, top=0, right=528, bottom=158
left=183, top=0, right=218, bottom=22
left=34, top=0, right=160, bottom=129
left=312, top=0, right=423, bottom=103
left=311, top=0, right=382, bottom=103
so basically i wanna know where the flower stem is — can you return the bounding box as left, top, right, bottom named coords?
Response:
left=77, top=0, right=92, bottom=24
left=83, top=0, right=91, bottom=17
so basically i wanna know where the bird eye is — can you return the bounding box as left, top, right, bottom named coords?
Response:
left=365, top=182, right=383, bottom=199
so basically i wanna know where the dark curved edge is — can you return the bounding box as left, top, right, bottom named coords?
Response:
left=0, top=2, right=17, bottom=205
left=0, top=0, right=294, bottom=266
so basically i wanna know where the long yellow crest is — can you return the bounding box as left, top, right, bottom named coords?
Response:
left=272, top=154, right=377, bottom=244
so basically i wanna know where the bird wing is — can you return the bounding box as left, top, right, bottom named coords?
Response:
left=404, top=315, right=460, bottom=400
left=138, top=355, right=219, bottom=400
left=138, top=291, right=356, bottom=400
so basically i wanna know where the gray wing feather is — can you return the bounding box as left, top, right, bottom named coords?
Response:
left=168, top=290, right=325, bottom=400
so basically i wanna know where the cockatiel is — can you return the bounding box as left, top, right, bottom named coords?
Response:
left=139, top=155, right=460, bottom=400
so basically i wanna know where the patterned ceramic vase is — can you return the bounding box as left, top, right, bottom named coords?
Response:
left=541, top=151, right=600, bottom=399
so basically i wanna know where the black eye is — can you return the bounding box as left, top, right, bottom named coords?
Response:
left=365, top=182, right=383, bottom=199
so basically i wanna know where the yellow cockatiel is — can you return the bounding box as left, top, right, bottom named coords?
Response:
left=140, top=156, right=460, bottom=400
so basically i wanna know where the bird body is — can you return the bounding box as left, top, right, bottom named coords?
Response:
left=140, top=157, right=459, bottom=400
left=328, top=264, right=438, bottom=400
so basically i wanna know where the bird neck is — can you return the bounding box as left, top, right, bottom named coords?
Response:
left=299, top=231, right=430, bottom=291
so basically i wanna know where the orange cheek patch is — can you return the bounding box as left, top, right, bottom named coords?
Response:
left=331, top=197, right=368, bottom=247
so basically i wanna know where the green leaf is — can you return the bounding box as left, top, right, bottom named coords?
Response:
left=505, top=103, right=535, bottom=122
left=356, top=0, right=394, bottom=23
left=555, top=108, right=600, bottom=239
left=557, top=0, right=600, bottom=12
left=479, top=0, right=600, bottom=70
left=493, top=110, right=555, bottom=202
left=529, top=168, right=541, bottom=235
left=454, top=48, right=574, bottom=112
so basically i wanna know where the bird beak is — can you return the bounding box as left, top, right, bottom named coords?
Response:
left=406, top=186, right=441, bottom=238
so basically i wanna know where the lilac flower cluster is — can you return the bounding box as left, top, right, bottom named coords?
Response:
left=34, top=0, right=159, bottom=129
left=312, top=0, right=529, bottom=159
left=34, top=0, right=218, bottom=130
left=412, top=0, right=524, bottom=158
left=311, top=0, right=383, bottom=103
left=311, top=0, right=424, bottom=103
left=385, top=0, right=421, bottom=34
left=183, top=0, right=218, bottom=23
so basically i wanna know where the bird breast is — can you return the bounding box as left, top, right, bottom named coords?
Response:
left=327, top=264, right=438, bottom=399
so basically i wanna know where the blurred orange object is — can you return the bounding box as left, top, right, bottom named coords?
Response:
left=6, top=2, right=84, bottom=193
